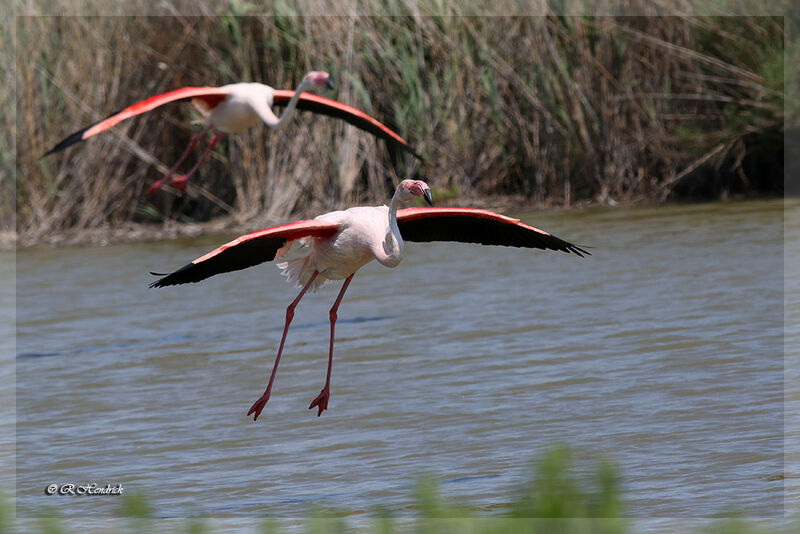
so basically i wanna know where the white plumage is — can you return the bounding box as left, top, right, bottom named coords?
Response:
left=277, top=205, right=402, bottom=290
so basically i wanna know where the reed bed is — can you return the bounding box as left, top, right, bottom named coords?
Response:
left=13, top=7, right=785, bottom=242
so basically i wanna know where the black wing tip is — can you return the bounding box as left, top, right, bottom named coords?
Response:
left=567, top=244, right=591, bottom=257
left=380, top=136, right=423, bottom=161
left=148, top=264, right=196, bottom=288
left=149, top=276, right=184, bottom=289
left=543, top=233, right=591, bottom=257
left=149, top=271, right=169, bottom=288
left=391, top=137, right=422, bottom=160
left=149, top=277, right=170, bottom=288
left=405, top=144, right=424, bottom=161
left=42, top=107, right=126, bottom=158
left=41, top=126, right=91, bottom=158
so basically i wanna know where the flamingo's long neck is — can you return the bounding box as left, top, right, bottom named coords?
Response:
left=270, top=79, right=313, bottom=130
left=380, top=187, right=405, bottom=267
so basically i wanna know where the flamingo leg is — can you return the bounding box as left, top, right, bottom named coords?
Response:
left=146, top=124, right=214, bottom=195
left=309, top=273, right=355, bottom=416
left=167, top=132, right=227, bottom=191
left=247, top=270, right=319, bottom=421
left=147, top=128, right=227, bottom=195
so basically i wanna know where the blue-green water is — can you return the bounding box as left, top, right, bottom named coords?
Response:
left=9, top=199, right=790, bottom=521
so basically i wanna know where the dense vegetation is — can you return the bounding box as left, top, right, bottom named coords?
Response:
left=12, top=9, right=786, bottom=243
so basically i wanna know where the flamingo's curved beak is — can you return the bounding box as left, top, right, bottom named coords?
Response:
left=423, top=188, right=433, bottom=206
left=326, top=77, right=335, bottom=90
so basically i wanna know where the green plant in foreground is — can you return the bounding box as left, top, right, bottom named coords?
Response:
left=0, top=446, right=792, bottom=533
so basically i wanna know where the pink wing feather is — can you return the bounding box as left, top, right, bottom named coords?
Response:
left=150, top=219, right=340, bottom=288
left=43, top=86, right=231, bottom=156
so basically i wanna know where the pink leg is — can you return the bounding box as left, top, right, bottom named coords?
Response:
left=247, top=271, right=319, bottom=421
left=167, top=132, right=226, bottom=190
left=309, top=273, right=355, bottom=416
left=146, top=124, right=213, bottom=195
left=147, top=128, right=226, bottom=195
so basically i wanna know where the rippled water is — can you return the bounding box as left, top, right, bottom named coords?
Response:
left=13, top=199, right=788, bottom=522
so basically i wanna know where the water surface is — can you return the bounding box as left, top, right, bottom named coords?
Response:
left=15, top=199, right=787, bottom=520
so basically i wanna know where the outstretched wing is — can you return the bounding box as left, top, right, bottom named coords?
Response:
left=396, top=207, right=589, bottom=257
left=43, top=86, right=231, bottom=156
left=149, top=220, right=340, bottom=288
left=272, top=90, right=422, bottom=160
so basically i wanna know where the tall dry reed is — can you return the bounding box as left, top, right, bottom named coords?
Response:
left=14, top=9, right=785, bottom=241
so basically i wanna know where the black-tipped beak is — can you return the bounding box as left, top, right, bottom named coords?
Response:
left=423, top=188, right=433, bottom=206
left=326, top=77, right=335, bottom=90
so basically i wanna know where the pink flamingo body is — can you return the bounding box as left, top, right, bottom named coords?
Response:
left=44, top=72, right=421, bottom=194
left=150, top=180, right=588, bottom=420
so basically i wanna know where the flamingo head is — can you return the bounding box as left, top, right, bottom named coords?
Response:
left=398, top=179, right=433, bottom=206
left=305, top=71, right=334, bottom=91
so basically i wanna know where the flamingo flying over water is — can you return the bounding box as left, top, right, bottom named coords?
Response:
left=150, top=180, right=588, bottom=420
left=43, top=71, right=421, bottom=195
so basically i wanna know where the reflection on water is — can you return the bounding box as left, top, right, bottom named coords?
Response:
left=15, top=199, right=786, bottom=519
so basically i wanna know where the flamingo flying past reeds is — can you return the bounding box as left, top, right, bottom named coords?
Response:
left=44, top=71, right=421, bottom=195
left=150, top=180, right=588, bottom=421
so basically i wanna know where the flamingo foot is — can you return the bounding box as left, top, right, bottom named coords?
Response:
left=168, top=175, right=189, bottom=191
left=308, top=387, right=330, bottom=417
left=146, top=179, right=166, bottom=196
left=247, top=392, right=271, bottom=421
